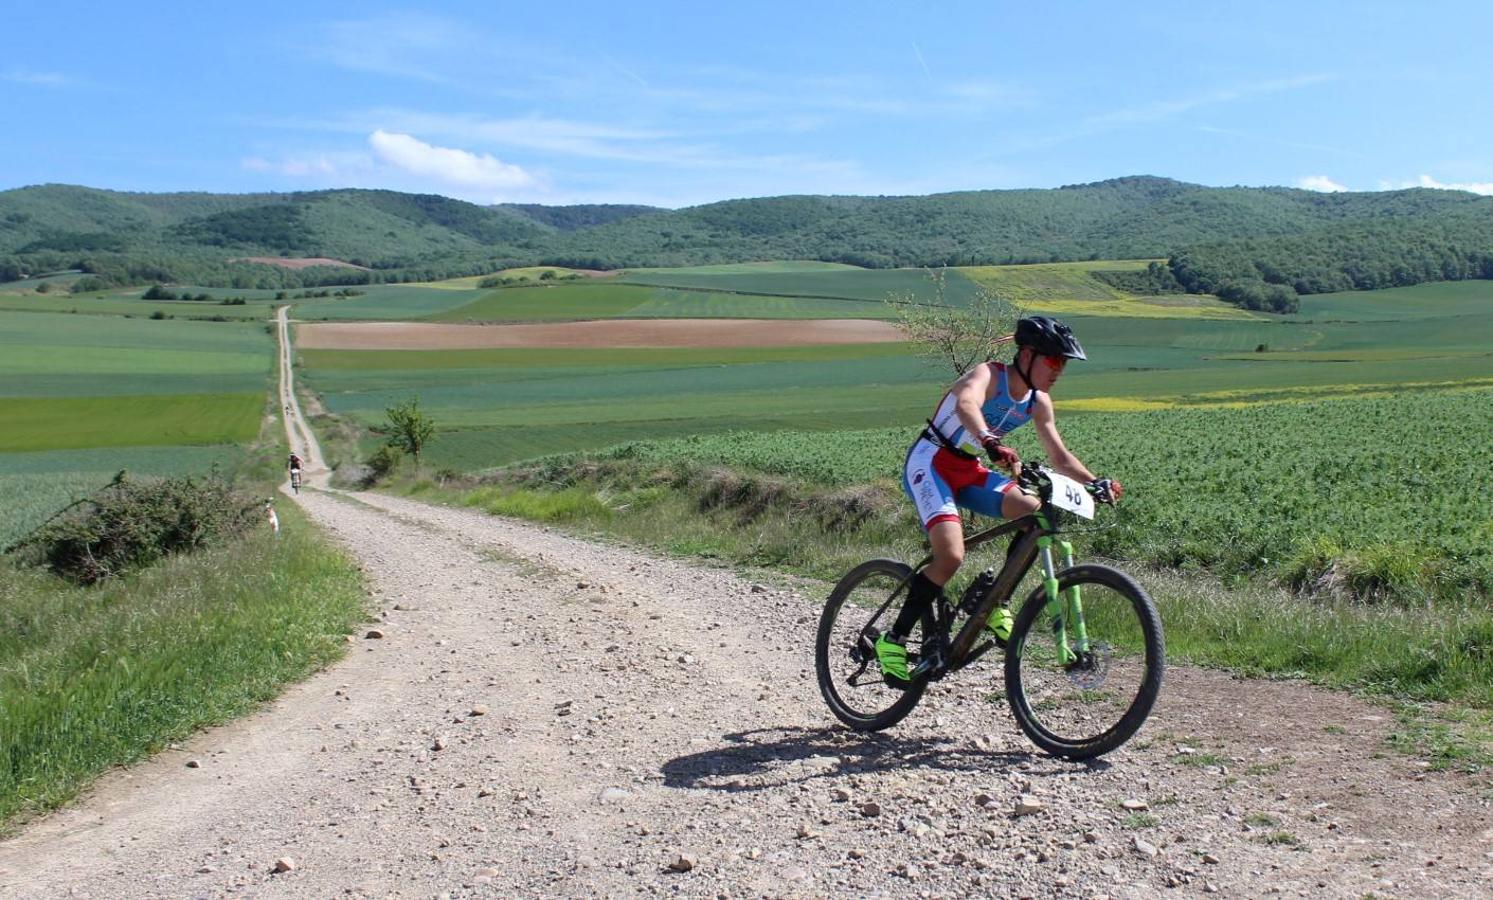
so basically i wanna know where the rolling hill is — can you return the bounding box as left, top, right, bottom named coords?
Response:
left=4, top=177, right=1493, bottom=310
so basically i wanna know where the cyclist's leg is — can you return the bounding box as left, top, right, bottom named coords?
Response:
left=956, top=473, right=1032, bottom=640
left=897, top=441, right=967, bottom=630
left=882, top=444, right=972, bottom=679
left=955, top=470, right=1037, bottom=520
left=891, top=520, right=963, bottom=632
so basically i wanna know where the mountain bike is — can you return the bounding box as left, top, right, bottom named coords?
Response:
left=290, top=468, right=302, bottom=494
left=815, top=463, right=1164, bottom=760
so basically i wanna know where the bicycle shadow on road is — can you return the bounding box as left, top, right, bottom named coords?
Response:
left=661, top=725, right=1096, bottom=793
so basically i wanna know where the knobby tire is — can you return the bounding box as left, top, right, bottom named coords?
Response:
left=1004, top=563, right=1164, bottom=760
left=816, top=559, right=932, bottom=732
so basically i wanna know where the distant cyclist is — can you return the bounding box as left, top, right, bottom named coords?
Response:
left=877, top=315, right=1123, bottom=685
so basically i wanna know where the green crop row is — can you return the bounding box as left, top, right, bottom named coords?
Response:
left=0, top=394, right=262, bottom=453
left=593, top=386, right=1493, bottom=602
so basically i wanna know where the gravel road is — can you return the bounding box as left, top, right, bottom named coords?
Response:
left=2, top=487, right=1490, bottom=899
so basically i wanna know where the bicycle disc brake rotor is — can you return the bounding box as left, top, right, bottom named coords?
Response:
left=1065, top=642, right=1113, bottom=690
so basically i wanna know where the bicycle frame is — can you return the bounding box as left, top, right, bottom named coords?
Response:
left=906, top=504, right=1091, bottom=678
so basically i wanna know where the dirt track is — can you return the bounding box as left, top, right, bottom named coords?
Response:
left=2, top=491, right=1491, bottom=899
left=295, top=318, right=904, bottom=350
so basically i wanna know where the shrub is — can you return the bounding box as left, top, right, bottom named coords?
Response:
left=11, top=473, right=259, bottom=584
left=364, top=444, right=404, bottom=485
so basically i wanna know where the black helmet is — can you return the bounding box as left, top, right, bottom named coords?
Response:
left=1014, top=315, right=1086, bottom=361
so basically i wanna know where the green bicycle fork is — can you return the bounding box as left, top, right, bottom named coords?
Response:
left=1038, top=535, right=1089, bottom=665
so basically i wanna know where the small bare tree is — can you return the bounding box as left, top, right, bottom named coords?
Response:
left=887, top=269, right=1026, bottom=376
left=383, top=397, right=436, bottom=474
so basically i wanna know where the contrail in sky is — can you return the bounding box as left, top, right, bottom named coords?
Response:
left=912, top=42, right=931, bottom=78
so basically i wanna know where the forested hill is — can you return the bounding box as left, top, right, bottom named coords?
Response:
left=541, top=176, right=1490, bottom=270
left=4, top=177, right=1493, bottom=311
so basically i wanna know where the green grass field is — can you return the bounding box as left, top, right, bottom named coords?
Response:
left=299, top=266, right=1493, bottom=472
left=1294, top=279, right=1493, bottom=321
left=0, top=394, right=262, bottom=452
left=0, top=311, right=271, bottom=397
left=1, top=501, right=367, bottom=826
left=0, top=307, right=274, bottom=539
left=298, top=285, right=489, bottom=320
left=616, top=263, right=984, bottom=305
left=595, top=386, right=1493, bottom=575
left=0, top=282, right=492, bottom=322
left=429, top=281, right=887, bottom=322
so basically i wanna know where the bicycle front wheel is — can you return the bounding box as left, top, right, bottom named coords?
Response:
left=1004, top=564, right=1164, bottom=760
left=815, top=559, right=932, bottom=731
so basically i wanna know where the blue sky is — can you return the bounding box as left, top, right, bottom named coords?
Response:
left=4, top=1, right=1491, bottom=208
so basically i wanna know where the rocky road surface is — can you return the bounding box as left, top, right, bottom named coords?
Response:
left=2, top=488, right=1491, bottom=899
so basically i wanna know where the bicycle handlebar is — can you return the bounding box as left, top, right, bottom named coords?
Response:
left=1017, top=461, right=1117, bottom=506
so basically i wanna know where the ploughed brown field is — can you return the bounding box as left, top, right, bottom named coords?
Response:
left=295, top=318, right=904, bottom=349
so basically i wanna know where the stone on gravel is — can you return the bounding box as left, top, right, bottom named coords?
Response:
left=1014, top=795, right=1044, bottom=816
left=1202, top=852, right=1221, bottom=864
left=667, top=853, right=696, bottom=873
left=598, top=787, right=630, bottom=804
left=185, top=759, right=201, bottom=769
left=273, top=857, right=295, bottom=873
left=859, top=801, right=882, bottom=817
left=1132, top=836, right=1159, bottom=857
left=364, top=629, right=385, bottom=640
left=1121, top=798, right=1149, bottom=811
left=469, top=705, right=488, bottom=716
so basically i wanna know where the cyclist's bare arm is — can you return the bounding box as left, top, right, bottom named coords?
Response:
left=1031, top=394, right=1096, bottom=483
left=950, top=363, right=998, bottom=437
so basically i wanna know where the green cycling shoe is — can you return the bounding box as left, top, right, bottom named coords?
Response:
left=986, top=606, right=1014, bottom=644
left=874, top=634, right=913, bottom=686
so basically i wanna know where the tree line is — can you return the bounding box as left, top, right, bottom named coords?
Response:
left=6, top=178, right=1493, bottom=312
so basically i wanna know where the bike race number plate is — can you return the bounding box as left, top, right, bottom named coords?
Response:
left=1048, top=471, right=1096, bottom=520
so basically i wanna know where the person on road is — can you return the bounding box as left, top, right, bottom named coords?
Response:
left=877, top=315, right=1123, bottom=684
left=288, top=452, right=303, bottom=478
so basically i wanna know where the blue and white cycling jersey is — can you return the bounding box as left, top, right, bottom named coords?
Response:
left=926, top=362, right=1037, bottom=454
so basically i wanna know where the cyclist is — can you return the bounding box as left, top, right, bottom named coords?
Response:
left=877, top=315, right=1122, bottom=685
left=287, top=452, right=303, bottom=479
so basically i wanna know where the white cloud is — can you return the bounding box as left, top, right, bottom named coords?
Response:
left=368, top=130, right=536, bottom=191
left=1396, top=174, right=1493, bottom=196
left=1298, top=175, right=1348, bottom=192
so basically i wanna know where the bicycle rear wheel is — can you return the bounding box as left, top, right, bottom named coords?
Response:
left=815, top=559, right=932, bottom=731
left=1004, top=564, right=1163, bottom=759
